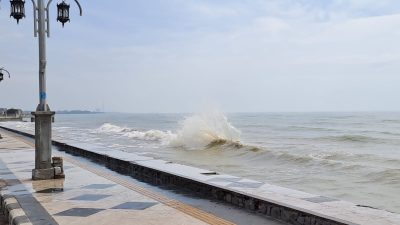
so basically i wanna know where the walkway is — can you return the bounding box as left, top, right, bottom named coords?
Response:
left=0, top=131, right=282, bottom=225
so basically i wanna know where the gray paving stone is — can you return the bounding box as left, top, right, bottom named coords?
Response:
left=111, top=202, right=158, bottom=210
left=69, top=194, right=111, bottom=201
left=54, top=208, right=105, bottom=217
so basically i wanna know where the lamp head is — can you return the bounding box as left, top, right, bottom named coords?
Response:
left=10, top=0, right=26, bottom=24
left=57, top=1, right=70, bottom=27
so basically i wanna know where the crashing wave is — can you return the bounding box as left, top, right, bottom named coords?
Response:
left=169, top=112, right=242, bottom=149
left=95, top=112, right=242, bottom=149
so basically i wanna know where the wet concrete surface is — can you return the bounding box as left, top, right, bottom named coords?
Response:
left=70, top=152, right=285, bottom=225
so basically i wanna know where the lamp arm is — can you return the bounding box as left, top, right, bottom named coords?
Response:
left=46, top=0, right=52, bottom=37
left=47, top=0, right=83, bottom=16
left=31, top=0, right=38, bottom=37
left=45, top=0, right=82, bottom=37
left=0, top=68, right=11, bottom=78
left=73, top=0, right=83, bottom=16
left=46, top=0, right=52, bottom=9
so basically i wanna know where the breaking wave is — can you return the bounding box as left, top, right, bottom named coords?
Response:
left=169, top=112, right=241, bottom=149
left=95, top=123, right=175, bottom=142
left=95, top=111, right=242, bottom=149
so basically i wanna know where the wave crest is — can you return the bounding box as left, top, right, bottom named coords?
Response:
left=95, top=123, right=175, bottom=142
left=94, top=112, right=242, bottom=149
left=96, top=123, right=130, bottom=133
left=169, top=112, right=242, bottom=149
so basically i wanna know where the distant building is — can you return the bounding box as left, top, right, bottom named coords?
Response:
left=0, top=108, right=6, bottom=116
left=0, top=108, right=23, bottom=121
left=6, top=108, right=23, bottom=118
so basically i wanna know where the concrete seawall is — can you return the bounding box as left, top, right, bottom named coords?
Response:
left=1, top=126, right=399, bottom=225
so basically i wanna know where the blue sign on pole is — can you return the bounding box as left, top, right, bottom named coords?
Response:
left=40, top=92, right=47, bottom=100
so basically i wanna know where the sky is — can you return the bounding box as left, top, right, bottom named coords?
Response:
left=1, top=0, right=400, bottom=113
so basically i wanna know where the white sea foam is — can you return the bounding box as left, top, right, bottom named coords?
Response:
left=95, top=111, right=241, bottom=149
left=95, top=123, right=175, bottom=142
left=170, top=111, right=241, bottom=149
left=123, top=129, right=175, bottom=142
left=96, top=123, right=131, bottom=133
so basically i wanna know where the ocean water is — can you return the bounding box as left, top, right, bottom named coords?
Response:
left=1, top=112, right=399, bottom=213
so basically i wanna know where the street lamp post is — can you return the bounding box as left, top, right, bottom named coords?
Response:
left=2, top=0, right=82, bottom=180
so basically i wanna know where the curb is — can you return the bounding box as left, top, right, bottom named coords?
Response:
left=0, top=189, right=33, bottom=225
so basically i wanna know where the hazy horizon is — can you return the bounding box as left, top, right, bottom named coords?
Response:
left=8, top=108, right=400, bottom=114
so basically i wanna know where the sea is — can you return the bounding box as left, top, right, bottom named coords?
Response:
left=1, top=111, right=399, bottom=213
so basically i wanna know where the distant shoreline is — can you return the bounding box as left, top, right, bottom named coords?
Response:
left=56, top=110, right=104, bottom=115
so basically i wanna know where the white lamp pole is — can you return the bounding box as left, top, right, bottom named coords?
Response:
left=2, top=0, right=82, bottom=180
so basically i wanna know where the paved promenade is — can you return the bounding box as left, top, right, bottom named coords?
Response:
left=0, top=131, right=282, bottom=225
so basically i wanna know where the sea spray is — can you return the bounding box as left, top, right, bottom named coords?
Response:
left=95, top=111, right=242, bottom=149
left=169, top=111, right=241, bottom=149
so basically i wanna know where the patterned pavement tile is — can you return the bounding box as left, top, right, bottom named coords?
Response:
left=69, top=194, right=111, bottom=201
left=54, top=208, right=105, bottom=217
left=111, top=202, right=158, bottom=210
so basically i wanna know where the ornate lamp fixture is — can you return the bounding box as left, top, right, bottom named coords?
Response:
left=57, top=1, right=69, bottom=27
left=10, top=0, right=25, bottom=24
left=0, top=68, right=11, bottom=83
left=7, top=0, right=82, bottom=31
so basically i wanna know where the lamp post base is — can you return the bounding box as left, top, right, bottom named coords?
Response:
left=32, top=168, right=55, bottom=180
left=31, top=111, right=55, bottom=180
